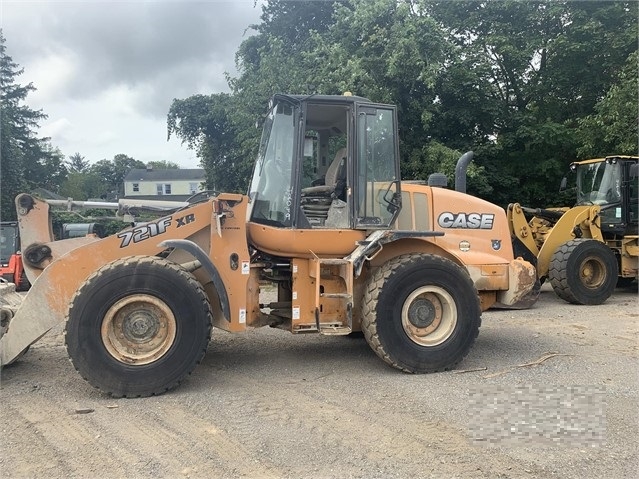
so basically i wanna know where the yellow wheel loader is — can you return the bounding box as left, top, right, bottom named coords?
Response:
left=508, top=155, right=638, bottom=305
left=0, top=94, right=536, bottom=397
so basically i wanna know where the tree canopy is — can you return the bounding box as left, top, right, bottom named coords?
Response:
left=2, top=3, right=637, bottom=218
left=169, top=0, right=637, bottom=206
left=66, top=153, right=90, bottom=173
left=58, top=154, right=146, bottom=200
left=576, top=50, right=639, bottom=158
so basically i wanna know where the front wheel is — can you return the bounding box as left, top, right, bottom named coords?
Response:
left=65, top=256, right=213, bottom=397
left=361, top=254, right=481, bottom=373
left=549, top=239, right=618, bottom=305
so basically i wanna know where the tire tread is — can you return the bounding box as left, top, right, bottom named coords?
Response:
left=549, top=239, right=618, bottom=305
left=361, top=254, right=480, bottom=373
left=65, top=255, right=212, bottom=397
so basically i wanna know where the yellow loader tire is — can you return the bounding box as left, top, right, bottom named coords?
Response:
left=361, top=254, right=480, bottom=373
left=65, top=256, right=212, bottom=397
left=549, top=239, right=618, bottom=305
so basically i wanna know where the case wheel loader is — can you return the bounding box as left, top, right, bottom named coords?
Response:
left=508, top=155, right=638, bottom=305
left=0, top=94, right=536, bottom=397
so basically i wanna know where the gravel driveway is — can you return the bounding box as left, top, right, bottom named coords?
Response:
left=1, top=283, right=637, bottom=478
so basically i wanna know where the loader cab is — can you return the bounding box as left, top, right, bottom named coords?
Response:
left=573, top=156, right=639, bottom=236
left=248, top=94, right=401, bottom=233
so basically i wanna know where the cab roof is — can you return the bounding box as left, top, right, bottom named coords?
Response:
left=274, top=93, right=372, bottom=105
left=573, top=155, right=639, bottom=166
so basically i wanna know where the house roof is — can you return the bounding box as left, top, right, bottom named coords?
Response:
left=124, top=168, right=205, bottom=182
left=121, top=194, right=195, bottom=202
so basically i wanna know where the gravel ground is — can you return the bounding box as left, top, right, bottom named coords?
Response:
left=1, top=283, right=637, bottom=478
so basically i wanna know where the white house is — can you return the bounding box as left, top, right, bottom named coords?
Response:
left=123, top=167, right=206, bottom=201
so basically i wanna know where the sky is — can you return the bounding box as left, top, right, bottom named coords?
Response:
left=1, top=0, right=263, bottom=169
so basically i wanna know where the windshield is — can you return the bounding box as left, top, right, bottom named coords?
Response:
left=576, top=161, right=622, bottom=206
left=0, top=225, right=18, bottom=264
left=248, top=100, right=296, bottom=227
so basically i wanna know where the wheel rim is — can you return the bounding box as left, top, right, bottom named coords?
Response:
left=579, top=255, right=607, bottom=289
left=401, top=286, right=457, bottom=346
left=101, top=294, right=177, bottom=365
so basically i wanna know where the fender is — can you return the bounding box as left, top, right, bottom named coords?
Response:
left=346, top=229, right=445, bottom=277
left=159, top=239, right=231, bottom=322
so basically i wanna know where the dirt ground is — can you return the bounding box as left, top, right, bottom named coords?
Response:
left=1, top=283, right=637, bottom=479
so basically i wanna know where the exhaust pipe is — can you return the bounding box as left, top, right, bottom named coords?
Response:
left=454, top=151, right=474, bottom=193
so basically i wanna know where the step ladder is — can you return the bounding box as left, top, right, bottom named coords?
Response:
left=309, top=257, right=353, bottom=335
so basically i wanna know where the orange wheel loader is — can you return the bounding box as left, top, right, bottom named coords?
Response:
left=0, top=94, right=536, bottom=397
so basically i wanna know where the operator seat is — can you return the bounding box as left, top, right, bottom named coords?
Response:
left=300, top=148, right=347, bottom=225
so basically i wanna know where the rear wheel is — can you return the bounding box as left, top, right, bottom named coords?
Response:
left=65, top=256, right=212, bottom=397
left=549, top=239, right=618, bottom=305
left=361, top=254, right=480, bottom=373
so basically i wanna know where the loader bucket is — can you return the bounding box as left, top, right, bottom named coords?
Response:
left=0, top=281, right=23, bottom=340
left=0, top=235, right=108, bottom=365
left=0, top=231, right=102, bottom=364
left=0, top=268, right=67, bottom=365
left=0, top=194, right=107, bottom=365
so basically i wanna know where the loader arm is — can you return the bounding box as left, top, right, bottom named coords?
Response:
left=536, top=205, right=603, bottom=278
left=15, top=196, right=102, bottom=284
left=1, top=196, right=216, bottom=365
left=507, top=203, right=541, bottom=257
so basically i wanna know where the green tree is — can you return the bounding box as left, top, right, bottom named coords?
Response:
left=576, top=51, right=639, bottom=158
left=200, top=0, right=459, bottom=190
left=168, top=0, right=636, bottom=207
left=257, top=0, right=338, bottom=49
left=168, top=93, right=251, bottom=192
left=168, top=1, right=350, bottom=194
left=59, top=171, right=106, bottom=200
left=0, top=107, right=26, bottom=220
left=427, top=1, right=637, bottom=206
left=146, top=160, right=180, bottom=170
left=66, top=152, right=89, bottom=173
left=22, top=141, right=67, bottom=192
left=315, top=0, right=453, bottom=182
left=0, top=31, right=52, bottom=220
left=89, top=154, right=145, bottom=198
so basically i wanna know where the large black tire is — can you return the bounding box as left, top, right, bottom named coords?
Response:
left=549, top=239, right=618, bottom=305
left=361, top=254, right=481, bottom=373
left=65, top=256, right=212, bottom=397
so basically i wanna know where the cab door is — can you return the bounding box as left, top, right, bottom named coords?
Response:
left=354, top=104, right=401, bottom=229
